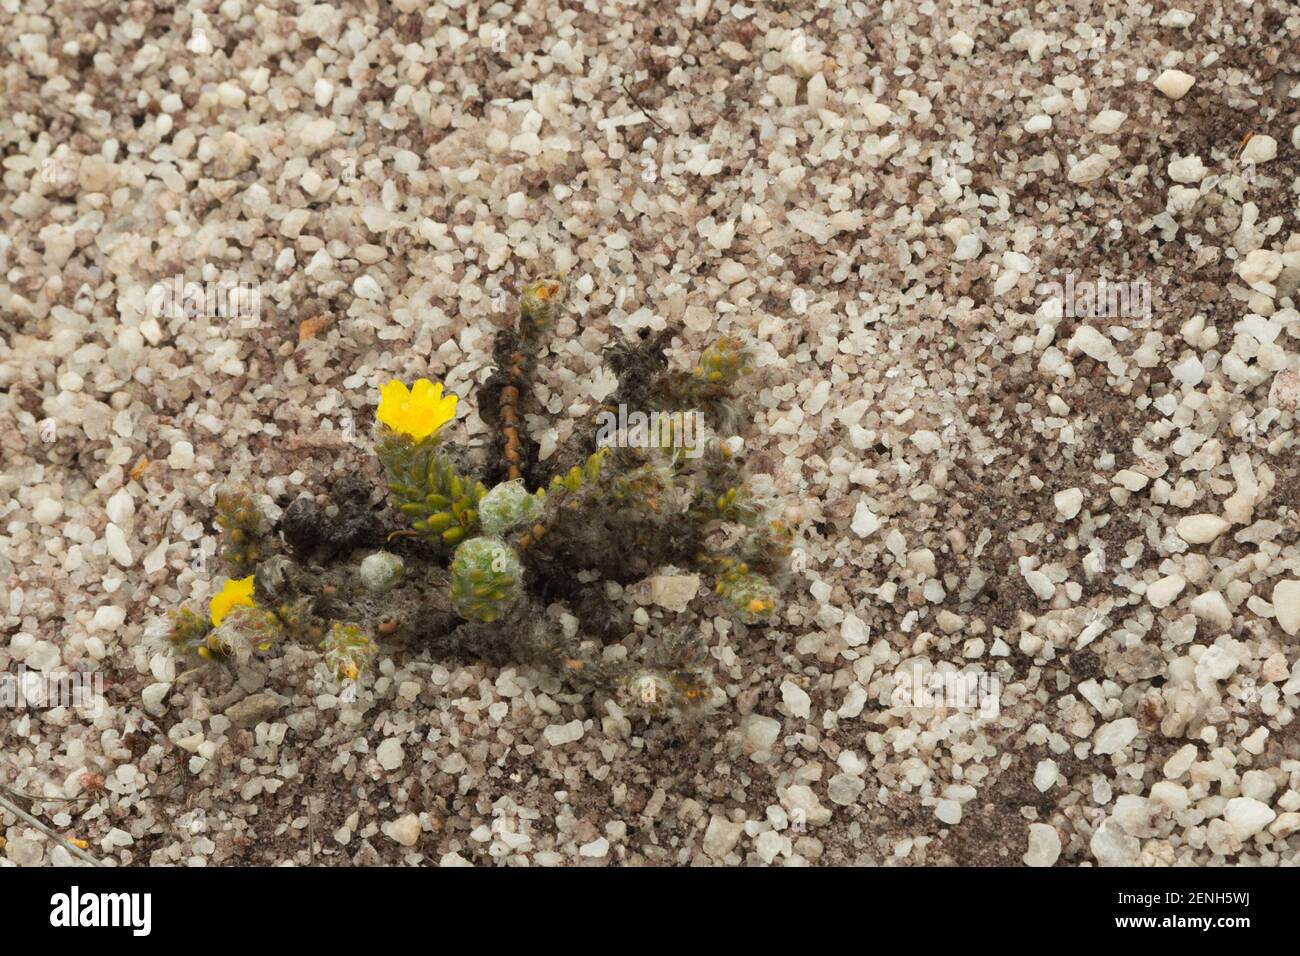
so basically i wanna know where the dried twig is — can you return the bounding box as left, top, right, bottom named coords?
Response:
left=621, top=75, right=670, bottom=136
left=0, top=790, right=105, bottom=867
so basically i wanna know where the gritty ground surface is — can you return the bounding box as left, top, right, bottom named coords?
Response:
left=3, top=1, right=1300, bottom=867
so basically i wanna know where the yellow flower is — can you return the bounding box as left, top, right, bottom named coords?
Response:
left=376, top=378, right=458, bottom=442
left=209, top=575, right=255, bottom=626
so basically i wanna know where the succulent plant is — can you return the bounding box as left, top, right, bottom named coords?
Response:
left=377, top=435, right=486, bottom=547
left=214, top=484, right=266, bottom=573
left=477, top=479, right=543, bottom=536
left=359, top=551, right=404, bottom=593
left=320, top=622, right=377, bottom=681
left=450, top=536, right=523, bottom=623
left=156, top=276, right=799, bottom=721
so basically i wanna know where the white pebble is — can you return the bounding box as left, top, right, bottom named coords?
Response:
left=90, top=605, right=126, bottom=633
left=1240, top=134, right=1276, bottom=165
left=1146, top=574, right=1186, bottom=609
left=781, top=679, right=811, bottom=719
left=1176, top=514, right=1228, bottom=544
left=948, top=31, right=974, bottom=57
left=32, top=498, right=64, bottom=525
left=1224, top=797, right=1275, bottom=840
left=1067, top=153, right=1110, bottom=184
left=1154, top=69, right=1195, bottom=100
left=1272, top=580, right=1300, bottom=636
left=1094, top=717, right=1138, bottom=755
left=1054, top=487, right=1083, bottom=520
left=935, top=800, right=962, bottom=825
left=1089, top=110, right=1127, bottom=134
left=106, top=487, right=135, bottom=526
left=376, top=738, right=404, bottom=771
left=1024, top=823, right=1061, bottom=867
left=104, top=523, right=134, bottom=567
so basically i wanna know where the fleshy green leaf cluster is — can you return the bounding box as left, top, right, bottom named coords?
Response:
left=321, top=621, right=378, bottom=681
left=711, top=557, right=779, bottom=625
left=377, top=432, right=487, bottom=547
left=478, top=479, right=544, bottom=536
left=215, top=484, right=265, bottom=573
left=450, top=536, right=522, bottom=623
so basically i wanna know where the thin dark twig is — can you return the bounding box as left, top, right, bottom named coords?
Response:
left=621, top=75, right=671, bottom=135
left=0, top=791, right=104, bottom=866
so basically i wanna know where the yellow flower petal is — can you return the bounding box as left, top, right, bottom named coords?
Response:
left=375, top=378, right=458, bottom=442
left=209, top=575, right=256, bottom=626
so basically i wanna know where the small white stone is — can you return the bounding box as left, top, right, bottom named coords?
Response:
left=648, top=574, right=700, bottom=613
left=1237, top=249, right=1283, bottom=286
left=1167, top=154, right=1207, bottom=183
left=385, top=813, right=422, bottom=847
left=767, top=74, right=798, bottom=107
left=1090, top=110, right=1128, bottom=134
left=104, top=523, right=134, bottom=567
left=1023, top=568, right=1056, bottom=602
left=702, top=816, right=744, bottom=859
left=1054, top=487, right=1083, bottom=520
left=754, top=830, right=784, bottom=863
left=579, top=836, right=610, bottom=858
left=33, top=498, right=64, bottom=524
left=1272, top=580, right=1300, bottom=636
left=953, top=233, right=983, bottom=260
left=1163, top=743, right=1198, bottom=779
left=1024, top=823, right=1061, bottom=867
left=1196, top=645, right=1238, bottom=684
left=841, top=613, right=868, bottom=647
left=1114, top=469, right=1149, bottom=492
left=1091, top=817, right=1140, bottom=866
left=106, top=487, right=135, bottom=526
left=1189, top=591, right=1232, bottom=630
left=948, top=31, right=974, bottom=56
left=1033, top=759, right=1058, bottom=793
left=1146, top=574, right=1186, bottom=609
left=168, top=440, right=195, bottom=469
left=298, top=118, right=337, bottom=150
left=935, top=799, right=962, bottom=825
left=1071, top=325, right=1118, bottom=362
left=1067, top=153, right=1110, bottom=184
left=1159, top=8, right=1196, bottom=27
left=1150, top=782, right=1190, bottom=812
left=1240, top=134, right=1277, bottom=165
left=1094, top=717, right=1139, bottom=755
left=1270, top=369, right=1300, bottom=411
left=739, top=714, right=781, bottom=758
left=718, top=260, right=747, bottom=284
left=142, top=682, right=171, bottom=716
left=862, top=101, right=892, bottom=127
left=851, top=499, right=882, bottom=537
left=216, top=82, right=245, bottom=108
left=90, top=605, right=126, bottom=633
left=376, top=738, right=404, bottom=771
left=353, top=275, right=383, bottom=301
left=781, top=679, right=811, bottom=720
left=543, top=720, right=585, bottom=746
left=1224, top=797, right=1275, bottom=840
left=1176, top=514, right=1229, bottom=544
left=1154, top=69, right=1195, bottom=100
left=828, top=773, right=865, bottom=806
